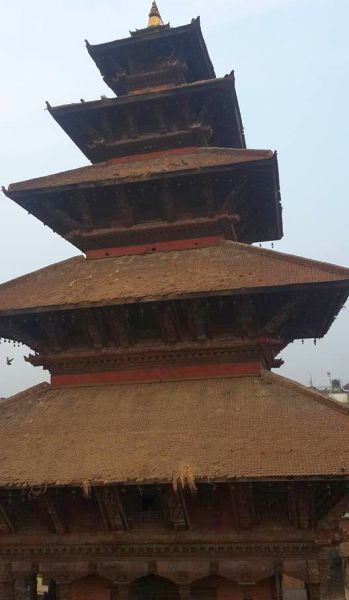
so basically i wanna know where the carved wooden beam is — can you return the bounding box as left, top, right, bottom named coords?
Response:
left=127, top=109, right=138, bottom=139
left=0, top=503, right=15, bottom=533
left=39, top=496, right=66, bottom=534
left=39, top=314, right=64, bottom=352
left=262, top=298, right=302, bottom=336
left=220, top=176, right=247, bottom=213
left=238, top=297, right=257, bottom=337
left=188, top=299, right=207, bottom=341
left=103, top=307, right=131, bottom=348
left=0, top=318, right=43, bottom=353
left=196, top=96, right=213, bottom=124
left=203, top=180, right=215, bottom=217
left=160, top=182, right=176, bottom=222
left=100, top=110, right=114, bottom=143
left=156, top=105, right=168, bottom=134
left=178, top=488, right=191, bottom=530
left=160, top=486, right=188, bottom=530
left=289, top=483, right=313, bottom=529
left=31, top=196, right=81, bottom=233
left=77, top=193, right=93, bottom=231
left=84, top=310, right=104, bottom=349
left=230, top=483, right=255, bottom=529
left=95, top=487, right=128, bottom=531
left=182, top=97, right=192, bottom=127
left=118, top=188, right=134, bottom=227
left=157, top=303, right=180, bottom=343
left=316, top=484, right=348, bottom=528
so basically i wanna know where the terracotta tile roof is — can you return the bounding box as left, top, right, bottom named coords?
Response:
left=7, top=148, right=275, bottom=193
left=0, top=372, right=348, bottom=487
left=0, top=242, right=348, bottom=314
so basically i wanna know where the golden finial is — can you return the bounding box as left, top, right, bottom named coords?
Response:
left=148, top=1, right=164, bottom=27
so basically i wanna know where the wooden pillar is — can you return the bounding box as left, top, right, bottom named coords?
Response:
left=56, top=581, right=70, bottom=600
left=48, top=580, right=57, bottom=600
left=274, top=564, right=283, bottom=600
left=238, top=583, right=254, bottom=600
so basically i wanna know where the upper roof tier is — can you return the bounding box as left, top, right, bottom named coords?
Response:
left=86, top=17, right=215, bottom=97
left=1, top=372, right=348, bottom=487
left=0, top=241, right=347, bottom=314
left=6, top=148, right=282, bottom=250
left=47, top=76, right=245, bottom=162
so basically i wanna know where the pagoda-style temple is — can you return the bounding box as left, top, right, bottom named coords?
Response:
left=1, top=3, right=349, bottom=599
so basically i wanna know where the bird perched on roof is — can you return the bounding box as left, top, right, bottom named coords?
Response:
left=6, top=357, right=14, bottom=366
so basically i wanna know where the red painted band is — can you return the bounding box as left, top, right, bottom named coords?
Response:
left=108, top=146, right=198, bottom=165
left=86, top=236, right=223, bottom=259
left=51, top=362, right=262, bottom=388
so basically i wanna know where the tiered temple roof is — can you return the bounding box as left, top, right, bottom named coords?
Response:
left=47, top=76, right=245, bottom=161
left=1, top=4, right=349, bottom=489
left=5, top=148, right=281, bottom=248
left=0, top=243, right=348, bottom=311
left=86, top=16, right=215, bottom=95
left=1, top=8, right=349, bottom=598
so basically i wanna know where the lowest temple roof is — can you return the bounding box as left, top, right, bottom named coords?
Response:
left=0, top=372, right=348, bottom=487
left=0, top=242, right=348, bottom=313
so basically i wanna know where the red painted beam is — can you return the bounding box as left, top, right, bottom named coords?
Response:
left=51, top=362, right=262, bottom=388
left=86, top=236, right=223, bottom=259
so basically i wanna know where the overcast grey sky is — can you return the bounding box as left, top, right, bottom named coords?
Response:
left=0, top=0, right=348, bottom=397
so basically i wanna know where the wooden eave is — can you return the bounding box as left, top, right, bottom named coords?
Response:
left=48, top=75, right=238, bottom=117
left=4, top=148, right=280, bottom=193
left=0, top=277, right=347, bottom=319
left=5, top=151, right=282, bottom=247
left=87, top=18, right=215, bottom=82
left=47, top=76, right=245, bottom=161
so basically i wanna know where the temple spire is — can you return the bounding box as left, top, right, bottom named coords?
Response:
left=148, top=1, right=164, bottom=27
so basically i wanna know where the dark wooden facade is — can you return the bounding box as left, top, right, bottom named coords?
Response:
left=0, top=480, right=347, bottom=599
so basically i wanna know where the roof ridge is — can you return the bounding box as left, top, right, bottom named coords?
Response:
left=262, top=370, right=349, bottom=415
left=0, top=382, right=50, bottom=409
left=225, top=240, right=349, bottom=277
left=0, top=256, right=83, bottom=292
